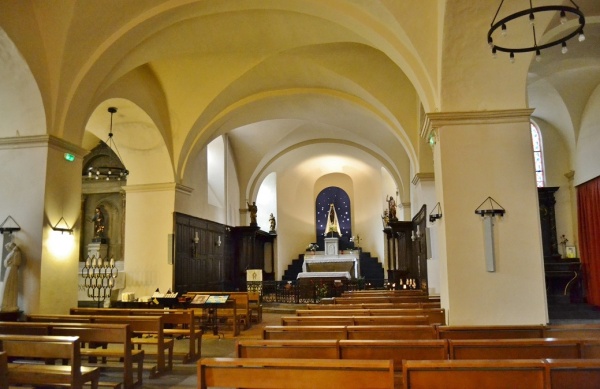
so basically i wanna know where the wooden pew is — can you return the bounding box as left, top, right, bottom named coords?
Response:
left=353, top=316, right=430, bottom=326
left=402, top=359, right=547, bottom=389
left=236, top=339, right=340, bottom=359
left=0, top=321, right=140, bottom=388
left=263, top=325, right=348, bottom=340
left=546, top=358, right=600, bottom=389
left=0, top=351, right=6, bottom=389
left=543, top=323, right=600, bottom=339
left=27, top=314, right=173, bottom=376
left=333, top=296, right=439, bottom=304
left=70, top=307, right=202, bottom=363
left=51, top=323, right=144, bottom=389
left=0, top=334, right=100, bottom=389
left=346, top=325, right=438, bottom=340
left=198, top=357, right=395, bottom=389
left=436, top=325, right=545, bottom=340
left=448, top=338, right=582, bottom=360
left=339, top=339, right=449, bottom=389
left=281, top=316, right=355, bottom=326
left=295, top=308, right=446, bottom=325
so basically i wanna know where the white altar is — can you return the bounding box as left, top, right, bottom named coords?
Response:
left=301, top=253, right=360, bottom=279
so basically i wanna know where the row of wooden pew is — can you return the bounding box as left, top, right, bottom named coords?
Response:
left=263, top=323, right=600, bottom=340
left=0, top=306, right=206, bottom=389
left=198, top=291, right=600, bottom=388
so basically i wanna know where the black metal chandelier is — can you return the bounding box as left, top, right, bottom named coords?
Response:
left=86, top=107, right=129, bottom=181
left=488, top=0, right=585, bottom=63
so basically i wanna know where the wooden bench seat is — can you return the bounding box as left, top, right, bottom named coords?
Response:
left=281, top=315, right=429, bottom=326
left=263, top=325, right=348, bottom=340
left=436, top=325, right=545, bottom=339
left=333, top=296, right=439, bottom=304
left=543, top=323, right=600, bottom=339
left=403, top=359, right=547, bottom=389
left=546, top=358, right=600, bottom=389
left=448, top=338, right=583, bottom=360
left=0, top=334, right=100, bottom=389
left=340, top=339, right=448, bottom=388
left=0, top=321, right=142, bottom=388
left=236, top=339, right=340, bottom=359
left=347, top=325, right=438, bottom=340
left=197, top=357, right=395, bottom=389
left=295, top=308, right=446, bottom=325
left=51, top=323, right=144, bottom=389
left=27, top=314, right=172, bottom=376
left=70, top=307, right=202, bottom=363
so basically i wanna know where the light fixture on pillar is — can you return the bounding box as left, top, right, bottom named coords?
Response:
left=51, top=217, right=73, bottom=234
left=0, top=216, right=21, bottom=234
left=475, top=197, right=506, bottom=273
left=487, top=1, right=585, bottom=63
left=429, top=203, right=443, bottom=223
left=86, top=107, right=129, bottom=181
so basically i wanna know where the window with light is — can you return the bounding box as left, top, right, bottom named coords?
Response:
left=531, top=122, right=545, bottom=187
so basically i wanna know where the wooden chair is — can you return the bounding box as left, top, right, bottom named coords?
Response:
left=248, top=291, right=263, bottom=323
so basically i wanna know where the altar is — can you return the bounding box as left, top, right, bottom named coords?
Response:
left=302, top=254, right=360, bottom=279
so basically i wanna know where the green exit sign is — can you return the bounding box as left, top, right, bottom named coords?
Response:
left=64, top=153, right=75, bottom=162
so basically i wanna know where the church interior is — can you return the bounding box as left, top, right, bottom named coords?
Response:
left=1, top=1, right=600, bottom=386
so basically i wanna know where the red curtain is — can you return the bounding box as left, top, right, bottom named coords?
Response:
left=577, top=176, right=600, bottom=306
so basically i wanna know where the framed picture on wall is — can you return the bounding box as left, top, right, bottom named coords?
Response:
left=566, top=246, right=577, bottom=259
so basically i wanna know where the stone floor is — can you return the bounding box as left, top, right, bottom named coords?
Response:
left=96, top=308, right=288, bottom=388
left=93, top=301, right=600, bottom=388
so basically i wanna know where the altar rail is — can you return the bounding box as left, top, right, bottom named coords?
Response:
left=248, top=280, right=423, bottom=304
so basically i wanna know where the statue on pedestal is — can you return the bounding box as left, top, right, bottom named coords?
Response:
left=269, top=213, right=276, bottom=233
left=247, top=201, right=258, bottom=226
left=91, top=206, right=107, bottom=243
left=324, top=203, right=340, bottom=237
left=0, top=241, right=21, bottom=312
left=386, top=195, right=397, bottom=221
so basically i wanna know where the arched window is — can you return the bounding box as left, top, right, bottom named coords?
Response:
left=531, top=122, right=545, bottom=187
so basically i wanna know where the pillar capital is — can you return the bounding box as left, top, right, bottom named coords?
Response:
left=421, top=109, right=535, bottom=139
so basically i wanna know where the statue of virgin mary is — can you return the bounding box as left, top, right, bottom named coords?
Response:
left=324, top=203, right=341, bottom=237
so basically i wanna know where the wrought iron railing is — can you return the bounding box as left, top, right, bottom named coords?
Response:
left=248, top=278, right=398, bottom=304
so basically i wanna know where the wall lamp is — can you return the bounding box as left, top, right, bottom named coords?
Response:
left=429, top=202, right=443, bottom=223
left=216, top=236, right=222, bottom=247
left=0, top=216, right=21, bottom=234
left=52, top=217, right=73, bottom=234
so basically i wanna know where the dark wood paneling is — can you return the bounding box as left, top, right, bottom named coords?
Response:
left=173, top=213, right=275, bottom=292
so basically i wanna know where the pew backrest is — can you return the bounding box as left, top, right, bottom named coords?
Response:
left=346, top=325, right=438, bottom=340
left=263, top=325, right=347, bottom=340
left=236, top=339, right=340, bottom=359
left=198, top=357, right=395, bottom=389
left=339, top=339, right=448, bottom=370
left=448, top=338, right=582, bottom=360
left=437, top=325, right=545, bottom=340
left=402, top=359, right=547, bottom=389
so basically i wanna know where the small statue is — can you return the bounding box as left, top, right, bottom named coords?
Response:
left=247, top=201, right=258, bottom=226
left=92, top=207, right=106, bottom=238
left=386, top=195, right=397, bottom=221
left=0, top=241, right=22, bottom=312
left=269, top=213, right=276, bottom=233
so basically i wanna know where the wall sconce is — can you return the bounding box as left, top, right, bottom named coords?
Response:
left=429, top=202, right=443, bottom=223
left=52, top=217, right=73, bottom=234
left=475, top=196, right=506, bottom=273
left=216, top=236, right=222, bottom=247
left=0, top=216, right=21, bottom=234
